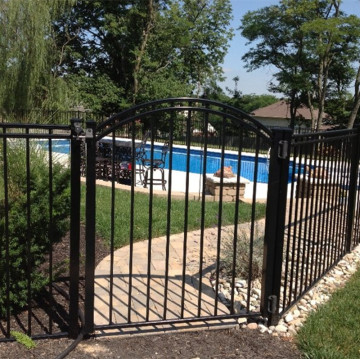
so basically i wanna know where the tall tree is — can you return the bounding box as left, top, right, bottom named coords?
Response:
left=55, top=0, right=233, bottom=112
left=0, top=0, right=74, bottom=113
left=240, top=0, right=360, bottom=130
left=348, top=64, right=360, bottom=128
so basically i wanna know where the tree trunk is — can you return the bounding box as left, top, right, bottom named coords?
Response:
left=347, top=65, right=360, bottom=129
left=133, top=0, right=155, bottom=104
left=306, top=91, right=315, bottom=130
left=289, top=91, right=297, bottom=129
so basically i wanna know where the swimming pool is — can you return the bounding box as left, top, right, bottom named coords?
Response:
left=40, top=139, right=271, bottom=183
left=150, top=144, right=269, bottom=183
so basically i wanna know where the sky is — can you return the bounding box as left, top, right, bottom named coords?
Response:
left=220, top=0, right=360, bottom=95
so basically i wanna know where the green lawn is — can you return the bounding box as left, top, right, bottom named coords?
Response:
left=297, top=267, right=360, bottom=359
left=80, top=184, right=266, bottom=248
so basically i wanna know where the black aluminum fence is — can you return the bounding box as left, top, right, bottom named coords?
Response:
left=0, top=109, right=108, bottom=125
left=0, top=98, right=360, bottom=342
left=0, top=122, right=82, bottom=340
left=278, top=128, right=360, bottom=318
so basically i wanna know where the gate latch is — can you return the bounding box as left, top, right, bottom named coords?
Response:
left=267, top=295, right=277, bottom=314
left=85, top=128, right=94, bottom=139
left=278, top=140, right=289, bottom=159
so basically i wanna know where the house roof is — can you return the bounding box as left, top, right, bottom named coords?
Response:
left=251, top=100, right=324, bottom=121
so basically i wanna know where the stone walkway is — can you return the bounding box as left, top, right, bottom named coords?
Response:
left=94, top=226, right=243, bottom=329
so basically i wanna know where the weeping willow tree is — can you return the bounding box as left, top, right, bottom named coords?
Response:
left=0, top=0, right=74, bottom=114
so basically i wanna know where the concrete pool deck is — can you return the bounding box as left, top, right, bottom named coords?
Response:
left=80, top=168, right=272, bottom=200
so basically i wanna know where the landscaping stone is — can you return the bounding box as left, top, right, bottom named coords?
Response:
left=247, top=323, right=258, bottom=330
left=212, top=242, right=360, bottom=339
left=275, top=324, right=288, bottom=333
left=284, top=313, right=293, bottom=323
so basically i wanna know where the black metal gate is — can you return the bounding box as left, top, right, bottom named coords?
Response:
left=81, top=98, right=274, bottom=334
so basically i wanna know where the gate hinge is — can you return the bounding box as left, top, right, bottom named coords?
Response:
left=278, top=140, right=289, bottom=159
left=267, top=295, right=277, bottom=314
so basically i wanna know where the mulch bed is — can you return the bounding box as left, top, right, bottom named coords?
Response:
left=0, top=225, right=109, bottom=341
left=0, top=327, right=302, bottom=359
left=0, top=227, right=302, bottom=359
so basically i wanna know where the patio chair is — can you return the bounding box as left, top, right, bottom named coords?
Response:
left=135, top=130, right=151, bottom=184
left=142, top=141, right=169, bottom=191
left=96, top=142, right=112, bottom=180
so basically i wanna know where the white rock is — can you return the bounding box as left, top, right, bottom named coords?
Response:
left=275, top=324, right=288, bottom=333
left=258, top=324, right=268, bottom=333
left=237, top=317, right=247, bottom=324
left=285, top=313, right=293, bottom=323
left=290, top=318, right=303, bottom=327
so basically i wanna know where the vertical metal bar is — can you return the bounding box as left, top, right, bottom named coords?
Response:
left=291, top=141, right=302, bottom=301
left=163, top=110, right=174, bottom=319
left=321, top=139, right=332, bottom=274
left=84, top=120, right=97, bottom=334
left=108, top=132, right=116, bottom=324
left=230, top=125, right=244, bottom=314
left=297, top=142, right=308, bottom=296
left=304, top=141, right=314, bottom=290
left=2, top=129, right=11, bottom=337
left=317, top=138, right=328, bottom=278
left=260, top=128, right=292, bottom=326
left=197, top=108, right=209, bottom=317
left=308, top=136, right=319, bottom=284
left=180, top=108, right=191, bottom=318
left=48, top=130, right=54, bottom=334
left=313, top=138, right=324, bottom=280
left=214, top=114, right=227, bottom=316
left=69, top=119, right=82, bottom=338
left=330, top=138, right=343, bottom=263
left=282, top=142, right=297, bottom=310
left=146, top=119, right=155, bottom=322
left=332, top=138, right=344, bottom=262
left=346, top=127, right=360, bottom=251
left=128, top=119, right=136, bottom=322
left=25, top=129, right=32, bottom=335
left=247, top=135, right=260, bottom=312
left=354, top=170, right=360, bottom=245
left=337, top=137, right=348, bottom=257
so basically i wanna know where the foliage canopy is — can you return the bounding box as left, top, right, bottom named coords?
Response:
left=0, top=0, right=75, bottom=113
left=55, top=0, right=234, bottom=113
left=240, top=0, right=360, bottom=129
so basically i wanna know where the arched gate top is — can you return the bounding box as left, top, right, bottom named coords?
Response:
left=95, top=97, right=273, bottom=142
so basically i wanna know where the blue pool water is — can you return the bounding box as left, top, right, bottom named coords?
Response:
left=41, top=139, right=274, bottom=183
left=149, top=145, right=269, bottom=183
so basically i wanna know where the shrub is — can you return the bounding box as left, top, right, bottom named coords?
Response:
left=0, top=142, right=70, bottom=316
left=221, top=222, right=264, bottom=281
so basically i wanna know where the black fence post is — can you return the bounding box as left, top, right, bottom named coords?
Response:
left=69, top=119, right=83, bottom=338
left=84, top=120, right=97, bottom=335
left=261, top=127, right=292, bottom=326
left=346, top=126, right=360, bottom=252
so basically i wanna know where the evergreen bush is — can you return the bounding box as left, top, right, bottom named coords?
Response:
left=0, top=142, right=70, bottom=317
